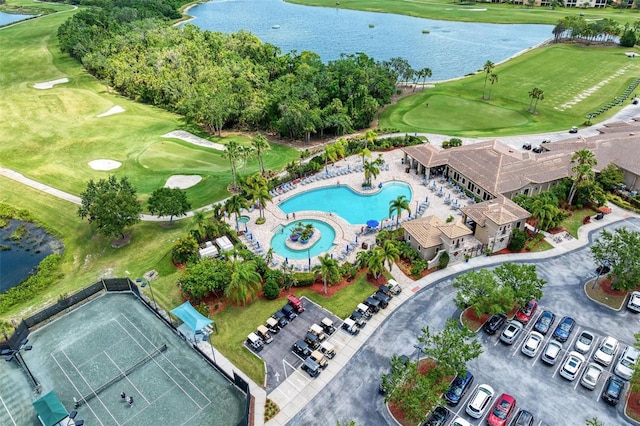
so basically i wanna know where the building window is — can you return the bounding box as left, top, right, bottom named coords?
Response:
left=516, top=221, right=521, bottom=228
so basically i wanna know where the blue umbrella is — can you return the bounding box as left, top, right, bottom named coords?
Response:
left=346, top=245, right=349, bottom=252
left=355, top=235, right=358, bottom=243
left=366, top=219, right=379, bottom=228
left=285, top=257, right=288, bottom=264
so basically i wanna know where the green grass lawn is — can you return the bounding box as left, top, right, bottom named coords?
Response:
left=288, top=0, right=640, bottom=26
left=380, top=43, right=640, bottom=136
left=560, top=207, right=597, bottom=237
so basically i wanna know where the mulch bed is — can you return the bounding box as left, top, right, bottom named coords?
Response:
left=461, top=308, right=490, bottom=332
left=627, top=391, right=640, bottom=422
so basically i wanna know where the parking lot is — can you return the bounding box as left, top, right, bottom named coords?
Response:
left=288, top=218, right=640, bottom=426
left=245, top=296, right=343, bottom=392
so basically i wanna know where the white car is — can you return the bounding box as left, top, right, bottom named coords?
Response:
left=628, top=291, right=640, bottom=312
left=593, top=336, right=619, bottom=366
left=500, top=320, right=524, bottom=345
left=451, top=418, right=473, bottom=426
left=541, top=340, right=563, bottom=365
left=580, top=362, right=604, bottom=390
left=521, top=331, right=544, bottom=357
left=466, top=384, right=494, bottom=419
left=574, top=330, right=594, bottom=354
left=560, top=351, right=586, bottom=381
left=615, top=345, right=640, bottom=380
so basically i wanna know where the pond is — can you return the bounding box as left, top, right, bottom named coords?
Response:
left=0, top=220, right=64, bottom=293
left=186, top=0, right=553, bottom=81
left=0, top=11, right=34, bottom=27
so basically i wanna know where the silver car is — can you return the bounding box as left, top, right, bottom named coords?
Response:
left=581, top=362, right=604, bottom=390
left=574, top=330, right=594, bottom=354
left=521, top=331, right=544, bottom=357
left=628, top=291, right=640, bottom=312
left=593, top=336, right=619, bottom=366
left=500, top=320, right=524, bottom=345
left=615, top=345, right=639, bottom=380
left=541, top=340, right=563, bottom=365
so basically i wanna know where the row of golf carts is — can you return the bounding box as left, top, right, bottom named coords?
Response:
left=292, top=318, right=338, bottom=377
left=341, top=280, right=402, bottom=335
left=246, top=295, right=305, bottom=352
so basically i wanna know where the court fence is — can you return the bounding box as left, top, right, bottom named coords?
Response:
left=1, top=278, right=250, bottom=426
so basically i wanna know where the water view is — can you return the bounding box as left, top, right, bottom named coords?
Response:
left=187, top=0, right=553, bottom=81
left=0, top=11, right=34, bottom=27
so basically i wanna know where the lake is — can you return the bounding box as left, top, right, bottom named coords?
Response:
left=0, top=220, right=64, bottom=293
left=186, top=0, right=553, bottom=81
left=0, top=11, right=34, bottom=27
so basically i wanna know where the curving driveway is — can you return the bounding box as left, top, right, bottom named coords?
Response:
left=287, top=218, right=640, bottom=426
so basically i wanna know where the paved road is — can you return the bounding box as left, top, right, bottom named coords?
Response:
left=288, top=218, right=640, bottom=426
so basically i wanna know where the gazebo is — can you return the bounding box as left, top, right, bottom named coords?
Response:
left=170, top=301, right=215, bottom=342
left=32, top=391, right=69, bottom=426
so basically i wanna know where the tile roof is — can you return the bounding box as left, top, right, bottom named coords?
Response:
left=401, top=215, right=471, bottom=248
left=460, top=195, right=530, bottom=226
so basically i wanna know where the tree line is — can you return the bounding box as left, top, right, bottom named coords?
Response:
left=55, top=0, right=407, bottom=140
left=552, top=15, right=640, bottom=47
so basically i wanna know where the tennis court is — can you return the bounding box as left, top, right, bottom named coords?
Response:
left=0, top=292, right=246, bottom=426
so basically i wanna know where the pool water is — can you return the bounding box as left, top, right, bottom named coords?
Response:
left=270, top=219, right=336, bottom=259
left=237, top=215, right=250, bottom=223
left=279, top=182, right=412, bottom=225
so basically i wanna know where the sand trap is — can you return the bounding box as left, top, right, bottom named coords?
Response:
left=165, top=175, right=202, bottom=189
left=33, top=78, right=69, bottom=90
left=97, top=105, right=125, bottom=117
left=162, top=130, right=225, bottom=151
left=88, top=159, right=122, bottom=171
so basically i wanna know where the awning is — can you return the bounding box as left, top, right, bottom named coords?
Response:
left=32, top=391, right=68, bottom=426
left=170, top=301, right=213, bottom=332
left=366, top=219, right=379, bottom=228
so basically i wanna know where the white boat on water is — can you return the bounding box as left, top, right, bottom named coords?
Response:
left=272, top=24, right=280, bottom=29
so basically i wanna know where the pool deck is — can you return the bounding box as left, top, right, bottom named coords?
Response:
left=229, top=148, right=474, bottom=269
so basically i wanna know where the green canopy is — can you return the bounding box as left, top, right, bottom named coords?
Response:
left=32, top=391, right=68, bottom=426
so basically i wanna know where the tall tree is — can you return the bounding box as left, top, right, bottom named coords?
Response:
left=481, top=60, right=494, bottom=100
left=529, top=198, right=560, bottom=233
left=568, top=149, right=597, bottom=205
left=528, top=87, right=538, bottom=112
left=78, top=175, right=142, bottom=240
left=147, top=187, right=191, bottom=225
left=596, top=163, right=624, bottom=191
left=244, top=174, right=272, bottom=219
left=239, top=145, right=255, bottom=176
left=591, top=228, right=640, bottom=291
left=363, top=158, right=381, bottom=186
left=492, top=263, right=546, bottom=306
left=224, top=194, right=249, bottom=230
left=313, top=254, right=340, bottom=295
left=225, top=258, right=262, bottom=305
left=381, top=240, right=400, bottom=271
left=251, top=133, right=270, bottom=176
left=389, top=195, right=411, bottom=229
left=532, top=88, right=544, bottom=113
left=224, top=141, right=241, bottom=191
left=487, top=73, right=498, bottom=100
left=367, top=246, right=386, bottom=279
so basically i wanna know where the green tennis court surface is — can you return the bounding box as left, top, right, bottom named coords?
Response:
left=0, top=293, right=246, bottom=425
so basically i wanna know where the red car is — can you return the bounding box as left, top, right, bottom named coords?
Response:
left=515, top=300, right=538, bottom=324
left=487, top=393, right=516, bottom=426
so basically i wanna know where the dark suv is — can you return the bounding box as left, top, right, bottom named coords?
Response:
left=292, top=339, right=311, bottom=359
left=422, top=406, right=450, bottom=426
left=444, top=370, right=474, bottom=406
left=483, top=314, right=507, bottom=335
left=602, top=375, right=625, bottom=405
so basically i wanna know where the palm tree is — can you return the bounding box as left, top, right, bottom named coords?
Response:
left=245, top=174, right=272, bottom=219
left=529, top=198, right=559, bottom=233
left=224, top=141, right=241, bottom=191
left=252, top=133, right=270, bottom=176
left=482, top=60, right=494, bottom=100
left=324, top=144, right=338, bottom=172
left=224, top=194, right=248, bottom=230
left=527, top=87, right=538, bottom=112
left=487, top=73, right=498, bottom=100
left=239, top=145, right=255, bottom=176
left=367, top=247, right=386, bottom=279
left=191, top=210, right=207, bottom=242
left=363, top=159, right=380, bottom=186
left=355, top=250, right=371, bottom=270
left=568, top=149, right=597, bottom=205
left=532, top=88, right=544, bottom=113
left=381, top=240, right=400, bottom=271
left=389, top=195, right=411, bottom=229
left=225, top=259, right=262, bottom=305
left=360, top=130, right=377, bottom=165
left=419, top=67, right=432, bottom=88
left=313, top=254, right=340, bottom=295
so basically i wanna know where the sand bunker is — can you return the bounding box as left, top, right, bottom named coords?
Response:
left=162, top=130, right=225, bottom=151
left=97, top=106, right=125, bottom=117
left=33, top=78, right=69, bottom=90
left=165, top=175, right=202, bottom=189
left=88, top=159, right=122, bottom=171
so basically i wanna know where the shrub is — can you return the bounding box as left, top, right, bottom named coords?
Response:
left=172, top=235, right=199, bottom=264
left=410, top=259, right=427, bottom=276
left=263, top=279, right=280, bottom=300
left=293, top=272, right=315, bottom=287
left=438, top=252, right=450, bottom=269
left=509, top=228, right=527, bottom=252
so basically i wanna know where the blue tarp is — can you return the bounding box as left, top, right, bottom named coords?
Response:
left=170, top=301, right=213, bottom=332
left=32, top=391, right=68, bottom=426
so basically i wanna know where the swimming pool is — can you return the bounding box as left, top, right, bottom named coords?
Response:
left=270, top=219, right=336, bottom=259
left=279, top=182, right=412, bottom=225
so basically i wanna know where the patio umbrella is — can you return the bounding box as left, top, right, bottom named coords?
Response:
left=355, top=235, right=358, bottom=243
left=285, top=257, right=288, bottom=264
left=366, top=219, right=379, bottom=228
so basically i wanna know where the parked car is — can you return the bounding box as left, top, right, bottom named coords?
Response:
left=272, top=311, right=288, bottom=328
left=444, top=371, right=474, bottom=406
left=465, top=384, right=494, bottom=419
left=580, top=362, right=604, bottom=390
left=569, top=126, right=579, bottom=133
left=281, top=304, right=298, bottom=320
left=308, top=323, right=327, bottom=342
left=319, top=341, right=336, bottom=359
left=500, top=320, right=524, bottom=345
left=422, top=406, right=450, bottom=426
left=487, top=393, right=516, bottom=426
left=320, top=317, right=336, bottom=335
left=593, top=336, right=619, bottom=366
left=301, top=357, right=321, bottom=378
left=292, top=339, right=311, bottom=359
left=614, top=345, right=639, bottom=380
left=602, top=375, right=626, bottom=405
left=364, top=296, right=381, bottom=313
left=246, top=332, right=264, bottom=353
left=350, top=310, right=366, bottom=327
left=287, top=294, right=305, bottom=313
left=533, top=310, right=555, bottom=335
left=310, top=350, right=328, bottom=369
left=341, top=318, right=360, bottom=335
left=552, top=316, right=575, bottom=343
left=372, top=290, right=390, bottom=308
left=521, top=331, right=544, bottom=357
left=541, top=340, right=563, bottom=365
left=256, top=325, right=273, bottom=344
left=304, top=331, right=320, bottom=350
left=628, top=291, right=640, bottom=312
left=522, top=143, right=532, bottom=150
left=483, top=313, right=507, bottom=335
left=542, top=138, right=551, bottom=144
left=379, top=355, right=410, bottom=394
left=451, top=419, right=472, bottom=426
left=512, top=409, right=534, bottom=426
left=357, top=303, right=373, bottom=319
left=531, top=145, right=543, bottom=154
left=265, top=317, right=281, bottom=334
left=574, top=330, right=594, bottom=354
left=386, top=279, right=403, bottom=295
left=560, top=351, right=586, bottom=381
left=515, top=300, right=538, bottom=324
